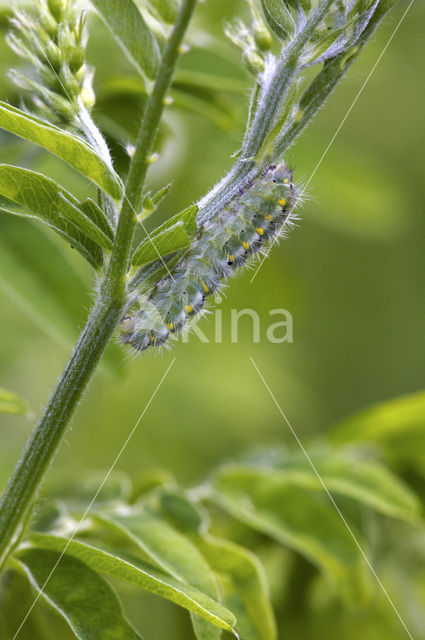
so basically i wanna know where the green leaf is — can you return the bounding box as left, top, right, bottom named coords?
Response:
left=150, top=203, right=198, bottom=237
left=0, top=194, right=103, bottom=269
left=173, top=69, right=248, bottom=94
left=157, top=488, right=208, bottom=534
left=0, top=569, right=46, bottom=640
left=131, top=204, right=198, bottom=269
left=24, top=533, right=237, bottom=634
left=91, top=0, right=161, bottom=80
left=0, top=387, right=28, bottom=415
left=145, top=0, right=180, bottom=24
left=171, top=89, right=235, bottom=131
left=251, top=448, right=420, bottom=522
left=47, top=471, right=132, bottom=509
left=130, top=468, right=176, bottom=502
left=0, top=101, right=123, bottom=199
left=0, top=216, right=95, bottom=346
left=0, top=216, right=124, bottom=376
left=330, top=391, right=425, bottom=476
left=196, top=536, right=277, bottom=640
left=131, top=221, right=191, bottom=267
left=0, top=165, right=112, bottom=251
left=261, top=0, right=295, bottom=40
left=95, top=508, right=223, bottom=640
left=211, top=467, right=367, bottom=600
left=16, top=549, right=143, bottom=639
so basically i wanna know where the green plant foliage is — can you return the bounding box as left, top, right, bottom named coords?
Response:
left=260, top=0, right=295, bottom=41
left=0, top=569, right=47, bottom=639
left=210, top=467, right=368, bottom=601
left=0, top=192, right=103, bottom=269
left=331, top=391, right=425, bottom=476
left=96, top=508, right=224, bottom=639
left=16, top=549, right=143, bottom=640
left=91, top=0, right=161, bottom=81
left=237, top=448, right=421, bottom=521
left=0, top=387, right=28, bottom=415
left=131, top=221, right=192, bottom=268
left=0, top=165, right=113, bottom=249
left=0, top=102, right=123, bottom=200
left=1, top=427, right=422, bottom=640
left=0, top=164, right=113, bottom=265
left=0, top=218, right=123, bottom=375
left=23, top=533, right=237, bottom=634
left=195, top=535, right=277, bottom=640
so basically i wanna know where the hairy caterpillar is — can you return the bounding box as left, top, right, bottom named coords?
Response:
left=120, top=164, right=297, bottom=352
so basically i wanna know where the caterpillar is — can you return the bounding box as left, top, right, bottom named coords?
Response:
left=120, top=164, right=297, bottom=352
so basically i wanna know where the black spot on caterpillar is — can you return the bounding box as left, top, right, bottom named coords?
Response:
left=120, top=164, right=297, bottom=352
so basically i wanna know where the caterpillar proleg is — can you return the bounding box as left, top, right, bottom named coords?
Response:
left=120, top=164, right=297, bottom=352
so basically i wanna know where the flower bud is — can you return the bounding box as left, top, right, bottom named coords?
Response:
left=243, top=49, right=265, bottom=75
left=47, top=0, right=68, bottom=22
left=253, top=19, right=273, bottom=51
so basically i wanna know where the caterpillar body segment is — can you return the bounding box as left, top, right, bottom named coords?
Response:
left=120, top=164, right=297, bottom=352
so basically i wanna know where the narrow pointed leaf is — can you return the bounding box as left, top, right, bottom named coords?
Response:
left=25, top=534, right=237, bottom=633
left=152, top=203, right=198, bottom=236
left=330, top=391, right=425, bottom=475
left=0, top=194, right=103, bottom=269
left=247, top=449, right=420, bottom=521
left=0, top=216, right=124, bottom=375
left=171, top=89, right=235, bottom=130
left=261, top=0, right=295, bottom=40
left=0, top=101, right=123, bottom=199
left=91, top=0, right=161, bottom=80
left=95, top=509, right=223, bottom=640
left=0, top=216, right=96, bottom=348
left=16, top=549, right=143, bottom=639
left=0, top=387, right=28, bottom=415
left=283, top=451, right=420, bottom=521
left=131, top=221, right=191, bottom=267
left=211, top=468, right=367, bottom=599
left=196, top=536, right=277, bottom=640
left=0, top=165, right=112, bottom=250
left=0, top=569, right=46, bottom=640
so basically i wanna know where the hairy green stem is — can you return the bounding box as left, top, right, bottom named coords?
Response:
left=0, top=0, right=197, bottom=570
left=271, top=2, right=396, bottom=161
left=197, top=0, right=333, bottom=225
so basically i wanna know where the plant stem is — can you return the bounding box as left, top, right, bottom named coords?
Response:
left=197, top=0, right=333, bottom=226
left=0, top=300, right=121, bottom=569
left=0, top=0, right=197, bottom=570
left=271, top=2, right=396, bottom=161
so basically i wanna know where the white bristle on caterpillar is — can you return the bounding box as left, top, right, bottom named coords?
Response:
left=120, top=164, right=298, bottom=352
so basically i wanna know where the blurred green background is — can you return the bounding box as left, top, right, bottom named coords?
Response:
left=0, top=0, right=424, bottom=638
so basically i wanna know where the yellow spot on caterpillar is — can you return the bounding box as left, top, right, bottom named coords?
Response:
left=283, top=178, right=289, bottom=184
left=201, top=281, right=209, bottom=293
left=242, top=241, right=250, bottom=250
left=167, top=322, right=175, bottom=331
left=184, top=304, right=193, bottom=314
left=256, top=227, right=264, bottom=235
left=227, top=254, right=235, bottom=263
left=265, top=214, right=273, bottom=221
left=278, top=198, right=287, bottom=206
